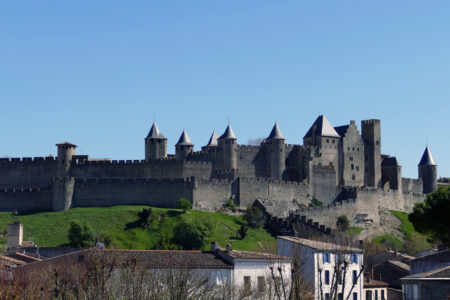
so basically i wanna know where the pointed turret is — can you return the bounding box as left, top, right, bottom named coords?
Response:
left=206, top=130, right=219, bottom=147
left=303, top=115, right=340, bottom=139
left=218, top=125, right=237, bottom=140
left=145, top=122, right=167, bottom=160
left=175, top=130, right=194, bottom=160
left=419, top=147, right=436, bottom=166
left=146, top=122, right=167, bottom=140
left=176, top=130, right=193, bottom=146
left=418, top=147, right=438, bottom=194
left=268, top=123, right=285, bottom=140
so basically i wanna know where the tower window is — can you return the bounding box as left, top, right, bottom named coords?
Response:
left=332, top=139, right=335, bottom=143
left=352, top=174, right=355, bottom=180
left=351, top=164, right=354, bottom=170
left=326, top=139, right=329, bottom=143
left=356, top=166, right=359, bottom=171
left=349, top=157, right=353, bottom=161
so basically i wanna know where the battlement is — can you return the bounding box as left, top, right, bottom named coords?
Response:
left=402, top=178, right=421, bottom=184
left=295, top=198, right=358, bottom=214
left=361, top=119, right=380, bottom=125
left=239, top=176, right=308, bottom=186
left=0, top=156, right=56, bottom=164
left=197, top=178, right=231, bottom=185
left=237, top=145, right=260, bottom=152
left=0, top=185, right=51, bottom=193
left=183, top=160, right=212, bottom=166
left=75, top=177, right=195, bottom=185
left=312, top=164, right=335, bottom=172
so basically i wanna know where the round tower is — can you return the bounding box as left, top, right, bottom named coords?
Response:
left=56, top=142, right=77, bottom=176
left=267, top=123, right=286, bottom=180
left=175, top=130, right=194, bottom=160
left=418, top=147, right=437, bottom=194
left=218, top=125, right=237, bottom=170
left=145, top=122, right=167, bottom=160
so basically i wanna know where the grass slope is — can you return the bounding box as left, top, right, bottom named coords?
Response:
left=0, top=206, right=275, bottom=252
left=373, top=210, right=432, bottom=254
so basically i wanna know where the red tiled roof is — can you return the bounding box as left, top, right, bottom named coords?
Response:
left=224, top=250, right=291, bottom=261
left=0, top=255, right=27, bottom=265
left=364, top=279, right=389, bottom=287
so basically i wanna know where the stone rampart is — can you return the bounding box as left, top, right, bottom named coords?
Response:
left=193, top=178, right=232, bottom=211
left=402, top=178, right=423, bottom=194
left=0, top=157, right=57, bottom=188
left=0, top=185, right=52, bottom=211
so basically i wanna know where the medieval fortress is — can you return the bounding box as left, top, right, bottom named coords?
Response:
left=0, top=116, right=437, bottom=230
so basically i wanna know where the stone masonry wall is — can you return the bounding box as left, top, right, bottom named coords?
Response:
left=0, top=186, right=52, bottom=211
left=0, top=157, right=57, bottom=188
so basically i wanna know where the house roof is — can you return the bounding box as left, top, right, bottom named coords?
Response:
left=92, top=249, right=233, bottom=269
left=303, top=115, right=340, bottom=139
left=176, top=130, right=193, bottom=146
left=364, top=279, right=389, bottom=288
left=403, top=265, right=450, bottom=280
left=412, top=249, right=450, bottom=263
left=146, top=122, right=167, bottom=140
left=267, top=123, right=285, bottom=140
left=224, top=250, right=291, bottom=261
left=387, top=260, right=410, bottom=271
left=418, top=147, right=436, bottom=166
left=0, top=255, right=27, bottom=265
left=366, top=250, right=414, bottom=267
left=278, top=236, right=363, bottom=253
left=8, top=252, right=42, bottom=263
left=334, top=125, right=349, bottom=137
left=206, top=130, right=219, bottom=147
left=218, top=125, right=237, bottom=140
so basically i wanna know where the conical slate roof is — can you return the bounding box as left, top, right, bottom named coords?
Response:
left=176, top=130, right=193, bottom=146
left=268, top=123, right=285, bottom=140
left=418, top=147, right=436, bottom=166
left=146, top=122, right=166, bottom=139
left=218, top=125, right=237, bottom=140
left=303, top=115, right=340, bottom=139
left=206, top=130, right=219, bottom=147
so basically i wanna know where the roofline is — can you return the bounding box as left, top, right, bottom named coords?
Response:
left=401, top=277, right=450, bottom=281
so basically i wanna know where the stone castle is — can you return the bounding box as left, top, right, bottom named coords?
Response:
left=0, top=116, right=438, bottom=230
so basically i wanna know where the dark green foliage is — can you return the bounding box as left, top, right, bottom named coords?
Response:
left=68, top=221, right=95, bottom=248
left=308, top=197, right=323, bottom=208
left=137, top=208, right=153, bottom=227
left=178, top=198, right=192, bottom=212
left=225, top=199, right=237, bottom=209
left=155, top=232, right=179, bottom=250
left=409, top=186, right=450, bottom=247
left=243, top=206, right=265, bottom=228
left=172, top=220, right=209, bottom=250
left=238, top=224, right=248, bottom=240
left=336, top=215, right=350, bottom=232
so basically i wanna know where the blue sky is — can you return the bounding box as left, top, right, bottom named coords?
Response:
left=0, top=1, right=448, bottom=178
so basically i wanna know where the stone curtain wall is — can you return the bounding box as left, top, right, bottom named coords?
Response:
left=0, top=186, right=52, bottom=211
left=0, top=157, right=57, bottom=187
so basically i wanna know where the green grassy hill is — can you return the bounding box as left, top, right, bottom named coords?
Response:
left=0, top=206, right=276, bottom=252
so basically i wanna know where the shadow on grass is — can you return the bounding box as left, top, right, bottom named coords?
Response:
left=233, top=219, right=245, bottom=226
left=124, top=219, right=142, bottom=230
left=16, top=209, right=52, bottom=216
left=166, top=210, right=183, bottom=217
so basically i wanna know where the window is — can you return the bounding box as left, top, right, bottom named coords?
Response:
left=332, top=139, right=335, bottom=144
left=366, top=291, right=372, bottom=300
left=326, top=139, right=329, bottom=143
left=381, top=290, right=385, bottom=300
left=353, top=292, right=357, bottom=300
left=323, top=252, right=331, bottom=263
left=324, top=293, right=330, bottom=300
left=338, top=293, right=343, bottom=300
left=356, top=166, right=359, bottom=171
left=352, top=174, right=355, bottom=180
left=349, top=156, right=353, bottom=161
left=257, top=276, right=265, bottom=293
left=324, top=270, right=330, bottom=285
left=352, top=270, right=357, bottom=284
left=351, top=163, right=354, bottom=170
left=244, top=276, right=251, bottom=289
left=351, top=253, right=359, bottom=264
left=375, top=290, right=378, bottom=300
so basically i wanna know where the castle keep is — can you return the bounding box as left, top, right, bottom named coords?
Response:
left=0, top=116, right=437, bottom=229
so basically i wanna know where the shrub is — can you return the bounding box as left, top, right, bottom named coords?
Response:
left=308, top=197, right=323, bottom=208
left=178, top=198, right=192, bottom=213
left=137, top=208, right=153, bottom=227
left=336, top=215, right=350, bottom=232
left=68, top=222, right=95, bottom=248
left=172, top=220, right=209, bottom=250
left=238, top=224, right=248, bottom=240
left=243, top=206, right=265, bottom=228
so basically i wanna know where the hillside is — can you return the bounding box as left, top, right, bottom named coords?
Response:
left=0, top=206, right=276, bottom=252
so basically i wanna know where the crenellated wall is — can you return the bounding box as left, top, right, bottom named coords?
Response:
left=0, top=186, right=52, bottom=211
left=402, top=178, right=423, bottom=194
left=0, top=157, right=57, bottom=187
left=193, top=178, right=233, bottom=211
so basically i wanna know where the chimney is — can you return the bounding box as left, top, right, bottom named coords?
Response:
left=7, top=223, right=23, bottom=248
left=211, top=241, right=219, bottom=253
left=226, top=244, right=232, bottom=252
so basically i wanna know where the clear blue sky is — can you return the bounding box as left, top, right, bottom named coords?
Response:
left=0, top=1, right=449, bottom=178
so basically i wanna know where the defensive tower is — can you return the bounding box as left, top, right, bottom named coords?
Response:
left=175, top=130, right=194, bottom=160
left=218, top=125, right=237, bottom=170
left=418, top=147, right=437, bottom=194
left=267, top=123, right=286, bottom=180
left=56, top=142, right=77, bottom=176
left=145, top=122, right=167, bottom=160
left=361, top=119, right=382, bottom=188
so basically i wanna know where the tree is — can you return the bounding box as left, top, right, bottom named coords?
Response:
left=238, top=224, right=248, bottom=240
left=409, top=186, right=450, bottom=246
left=243, top=206, right=265, bottom=228
left=172, top=221, right=209, bottom=250
left=336, top=215, right=350, bottom=232
left=178, top=198, right=192, bottom=213
left=68, top=222, right=95, bottom=248
left=137, top=208, right=153, bottom=227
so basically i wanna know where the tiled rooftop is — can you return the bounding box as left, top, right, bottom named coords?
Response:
left=403, top=265, right=450, bottom=279
left=278, top=236, right=363, bottom=253
left=224, top=250, right=291, bottom=261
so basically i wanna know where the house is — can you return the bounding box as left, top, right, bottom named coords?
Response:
left=364, top=278, right=388, bottom=300
left=277, top=236, right=364, bottom=300
left=12, top=244, right=291, bottom=299
left=409, top=248, right=450, bottom=275
left=401, top=265, right=450, bottom=300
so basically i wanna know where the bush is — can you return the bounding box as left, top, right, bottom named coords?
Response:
left=137, top=208, right=153, bottom=227
left=178, top=198, right=192, bottom=213
left=243, top=206, right=265, bottom=228
left=336, top=215, right=350, bottom=232
left=172, top=220, right=209, bottom=250
left=238, top=224, right=248, bottom=240
left=308, top=197, right=323, bottom=208
left=68, top=222, right=95, bottom=248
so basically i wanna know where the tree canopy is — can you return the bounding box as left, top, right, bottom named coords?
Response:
left=409, top=186, right=450, bottom=247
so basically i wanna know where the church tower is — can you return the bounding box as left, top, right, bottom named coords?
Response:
left=145, top=122, right=167, bottom=160
left=267, top=123, right=285, bottom=180
left=418, top=147, right=437, bottom=194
